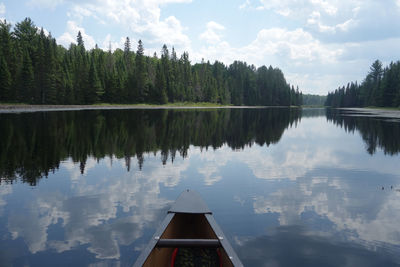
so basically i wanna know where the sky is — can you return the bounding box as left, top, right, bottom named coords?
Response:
left=1, top=0, right=400, bottom=95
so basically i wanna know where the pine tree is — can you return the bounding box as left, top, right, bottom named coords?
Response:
left=124, top=37, right=130, bottom=55
left=19, top=49, right=35, bottom=103
left=87, top=56, right=104, bottom=103
left=0, top=56, right=11, bottom=101
left=135, top=39, right=147, bottom=102
left=77, top=31, right=84, bottom=47
left=155, top=62, right=167, bottom=104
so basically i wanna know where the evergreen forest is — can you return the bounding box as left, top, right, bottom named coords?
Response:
left=302, top=94, right=326, bottom=106
left=0, top=18, right=303, bottom=106
left=325, top=60, right=400, bottom=108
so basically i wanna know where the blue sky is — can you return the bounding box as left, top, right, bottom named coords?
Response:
left=1, top=0, right=400, bottom=95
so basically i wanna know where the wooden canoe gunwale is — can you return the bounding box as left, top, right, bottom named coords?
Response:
left=133, top=190, right=243, bottom=267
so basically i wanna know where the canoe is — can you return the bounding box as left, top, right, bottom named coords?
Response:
left=133, top=189, right=243, bottom=267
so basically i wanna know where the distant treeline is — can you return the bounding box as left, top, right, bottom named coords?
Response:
left=302, top=94, right=326, bottom=106
left=325, top=60, right=400, bottom=108
left=0, top=18, right=303, bottom=106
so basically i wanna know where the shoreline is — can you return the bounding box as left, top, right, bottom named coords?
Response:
left=0, top=103, right=287, bottom=113
left=338, top=107, right=400, bottom=120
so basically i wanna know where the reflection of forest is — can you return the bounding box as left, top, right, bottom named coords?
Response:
left=301, top=108, right=326, bottom=118
left=326, top=109, right=400, bottom=155
left=0, top=108, right=301, bottom=185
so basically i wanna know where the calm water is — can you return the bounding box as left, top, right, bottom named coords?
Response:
left=0, top=108, right=400, bottom=267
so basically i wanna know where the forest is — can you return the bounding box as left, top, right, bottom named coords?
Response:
left=0, top=18, right=303, bottom=106
left=325, top=60, right=400, bottom=108
left=302, top=94, right=326, bottom=106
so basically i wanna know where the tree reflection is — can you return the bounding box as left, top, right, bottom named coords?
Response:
left=0, top=108, right=301, bottom=185
left=326, top=109, right=400, bottom=155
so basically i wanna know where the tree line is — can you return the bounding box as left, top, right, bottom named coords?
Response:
left=302, top=94, right=326, bottom=106
left=325, top=60, right=400, bottom=108
left=0, top=18, right=303, bottom=106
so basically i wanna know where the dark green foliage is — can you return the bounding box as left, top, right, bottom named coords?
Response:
left=302, top=94, right=326, bottom=106
left=155, top=62, right=167, bottom=104
left=19, top=48, right=35, bottom=102
left=87, top=56, right=104, bottom=103
left=326, top=60, right=400, bottom=108
left=0, top=56, right=11, bottom=101
left=0, top=17, right=302, bottom=105
left=135, top=39, right=147, bottom=102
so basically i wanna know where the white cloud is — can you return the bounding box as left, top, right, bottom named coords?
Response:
left=67, top=0, right=191, bottom=51
left=195, top=27, right=342, bottom=71
left=0, top=2, right=5, bottom=15
left=252, top=175, right=400, bottom=246
left=58, top=20, right=96, bottom=49
left=146, top=15, right=190, bottom=48
left=239, top=0, right=251, bottom=9
left=306, top=10, right=357, bottom=34
left=310, top=0, right=337, bottom=15
left=101, top=34, right=126, bottom=52
left=7, top=155, right=179, bottom=258
left=193, top=26, right=349, bottom=94
left=0, top=184, right=12, bottom=215
left=248, top=28, right=342, bottom=63
left=199, top=21, right=225, bottom=44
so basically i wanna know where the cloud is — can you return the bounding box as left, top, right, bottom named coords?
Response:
left=239, top=0, right=251, bottom=9
left=101, top=34, right=126, bottom=52
left=7, top=156, right=177, bottom=258
left=252, top=173, right=400, bottom=246
left=247, top=28, right=342, bottom=63
left=67, top=0, right=192, bottom=51
left=0, top=184, right=12, bottom=215
left=146, top=15, right=190, bottom=48
left=198, top=26, right=343, bottom=65
left=58, top=20, right=96, bottom=49
left=193, top=26, right=344, bottom=94
left=254, top=0, right=400, bottom=43
left=199, top=21, right=225, bottom=44
left=0, top=2, right=5, bottom=15
left=306, top=11, right=357, bottom=33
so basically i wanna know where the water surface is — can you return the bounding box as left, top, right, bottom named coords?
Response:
left=0, top=108, right=399, bottom=266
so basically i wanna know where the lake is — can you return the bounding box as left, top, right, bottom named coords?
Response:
left=0, top=107, right=399, bottom=267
